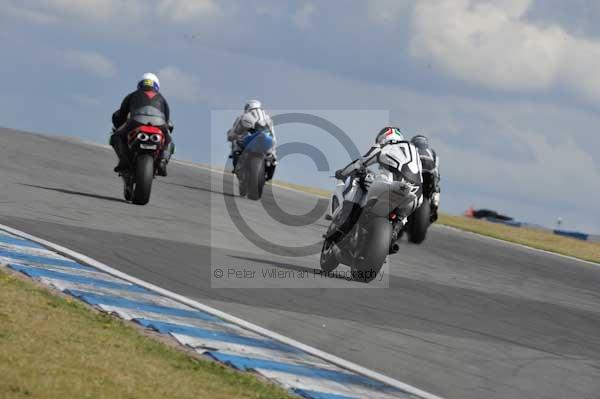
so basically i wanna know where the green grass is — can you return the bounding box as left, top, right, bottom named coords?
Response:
left=0, top=268, right=296, bottom=399
left=438, top=214, right=600, bottom=264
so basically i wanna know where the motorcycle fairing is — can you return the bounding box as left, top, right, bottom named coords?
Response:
left=242, top=130, right=274, bottom=154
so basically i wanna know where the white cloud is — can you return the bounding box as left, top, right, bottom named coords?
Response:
left=366, top=0, right=413, bottom=25
left=156, top=0, right=219, bottom=23
left=3, top=0, right=144, bottom=24
left=293, top=2, right=317, bottom=29
left=157, top=66, right=204, bottom=103
left=1, top=3, right=60, bottom=24
left=410, top=0, right=600, bottom=103
left=60, top=49, right=117, bottom=78
left=411, top=0, right=566, bottom=91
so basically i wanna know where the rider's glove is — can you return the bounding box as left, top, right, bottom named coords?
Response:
left=334, top=169, right=345, bottom=180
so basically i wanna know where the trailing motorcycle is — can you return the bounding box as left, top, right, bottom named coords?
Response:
left=403, top=147, right=439, bottom=244
left=235, top=129, right=275, bottom=200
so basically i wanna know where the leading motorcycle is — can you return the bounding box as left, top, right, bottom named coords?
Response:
left=320, top=142, right=423, bottom=282
left=120, top=125, right=166, bottom=205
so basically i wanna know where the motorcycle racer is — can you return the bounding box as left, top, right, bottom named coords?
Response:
left=325, top=127, right=423, bottom=245
left=111, top=72, right=174, bottom=176
left=410, top=135, right=440, bottom=222
left=227, top=99, right=277, bottom=180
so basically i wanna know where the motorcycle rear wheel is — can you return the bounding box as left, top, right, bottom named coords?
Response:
left=247, top=156, right=265, bottom=200
left=132, top=154, right=154, bottom=205
left=407, top=198, right=431, bottom=244
left=352, top=217, right=391, bottom=283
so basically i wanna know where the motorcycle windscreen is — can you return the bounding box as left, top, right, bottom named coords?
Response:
left=131, top=106, right=167, bottom=127
left=242, top=131, right=274, bottom=154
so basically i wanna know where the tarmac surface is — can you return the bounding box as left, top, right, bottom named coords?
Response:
left=1, top=128, right=599, bottom=399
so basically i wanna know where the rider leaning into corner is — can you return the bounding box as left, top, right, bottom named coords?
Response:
left=110, top=72, right=175, bottom=177
left=410, top=134, right=441, bottom=222
left=325, top=126, right=423, bottom=246
left=227, top=99, right=277, bottom=180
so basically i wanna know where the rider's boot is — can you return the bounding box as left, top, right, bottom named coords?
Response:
left=110, top=133, right=129, bottom=173
left=431, top=191, right=440, bottom=223
left=157, top=159, right=168, bottom=177
left=157, top=140, right=174, bottom=177
left=231, top=150, right=241, bottom=173
left=265, top=153, right=277, bottom=181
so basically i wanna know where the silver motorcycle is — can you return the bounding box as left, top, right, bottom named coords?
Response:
left=320, top=142, right=423, bottom=282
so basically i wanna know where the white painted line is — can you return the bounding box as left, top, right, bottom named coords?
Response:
left=435, top=224, right=600, bottom=267
left=0, top=223, right=444, bottom=399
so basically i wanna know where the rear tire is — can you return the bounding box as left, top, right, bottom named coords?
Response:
left=407, top=198, right=431, bottom=244
left=236, top=161, right=247, bottom=198
left=132, top=154, right=154, bottom=205
left=352, top=217, right=391, bottom=283
left=247, top=156, right=265, bottom=200
left=238, top=181, right=247, bottom=197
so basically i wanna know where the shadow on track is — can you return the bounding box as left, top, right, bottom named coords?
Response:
left=229, top=255, right=354, bottom=282
left=161, top=182, right=237, bottom=198
left=18, top=183, right=126, bottom=203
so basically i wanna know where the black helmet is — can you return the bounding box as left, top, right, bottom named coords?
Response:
left=410, top=135, right=429, bottom=150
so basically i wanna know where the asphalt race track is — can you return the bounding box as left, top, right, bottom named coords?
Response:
left=1, top=128, right=599, bottom=399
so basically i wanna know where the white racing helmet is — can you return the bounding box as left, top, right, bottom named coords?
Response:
left=244, top=99, right=262, bottom=112
left=138, top=72, right=160, bottom=91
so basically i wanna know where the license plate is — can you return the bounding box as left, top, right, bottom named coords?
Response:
left=139, top=144, right=157, bottom=150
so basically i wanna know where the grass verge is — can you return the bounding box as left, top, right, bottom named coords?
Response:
left=438, top=214, right=600, bottom=264
left=0, top=267, right=296, bottom=399
left=272, top=180, right=600, bottom=264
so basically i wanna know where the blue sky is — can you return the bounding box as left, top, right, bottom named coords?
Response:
left=0, top=0, right=599, bottom=233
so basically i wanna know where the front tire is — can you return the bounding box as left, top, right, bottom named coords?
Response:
left=132, top=154, right=154, bottom=205
left=247, top=156, right=265, bottom=200
left=407, top=198, right=431, bottom=244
